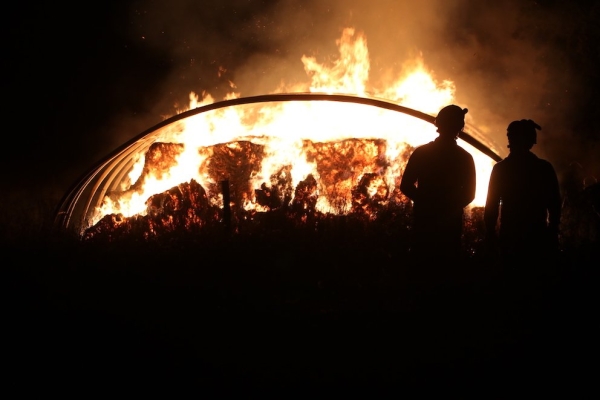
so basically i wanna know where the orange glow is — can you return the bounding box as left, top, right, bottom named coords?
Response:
left=93, top=28, right=495, bottom=226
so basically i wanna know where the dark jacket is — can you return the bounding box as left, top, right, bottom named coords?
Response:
left=400, top=136, right=476, bottom=242
left=484, top=150, right=561, bottom=251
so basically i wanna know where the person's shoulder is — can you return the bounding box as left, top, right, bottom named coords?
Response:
left=491, top=158, right=507, bottom=171
left=410, top=142, right=432, bottom=155
left=537, top=156, right=553, bottom=166
left=458, top=145, right=474, bottom=156
left=417, top=140, right=435, bottom=149
left=535, top=156, right=556, bottom=170
left=492, top=157, right=506, bottom=166
left=456, top=144, right=474, bottom=160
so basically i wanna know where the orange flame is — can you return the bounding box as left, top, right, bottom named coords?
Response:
left=94, top=28, right=495, bottom=225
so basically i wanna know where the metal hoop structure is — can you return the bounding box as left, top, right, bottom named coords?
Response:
left=54, top=93, right=502, bottom=236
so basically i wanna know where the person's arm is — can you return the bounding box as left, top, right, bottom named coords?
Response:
left=400, top=153, right=419, bottom=202
left=546, top=163, right=562, bottom=233
left=484, top=167, right=500, bottom=236
left=460, top=154, right=477, bottom=208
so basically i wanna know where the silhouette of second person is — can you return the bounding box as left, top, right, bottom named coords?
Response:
left=400, top=105, right=476, bottom=263
left=484, top=119, right=561, bottom=263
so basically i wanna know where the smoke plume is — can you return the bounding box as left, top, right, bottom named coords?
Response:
left=5, top=0, right=599, bottom=200
left=122, top=0, right=599, bottom=182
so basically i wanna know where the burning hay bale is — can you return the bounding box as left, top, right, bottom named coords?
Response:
left=84, top=137, right=414, bottom=241
left=83, top=179, right=221, bottom=242
left=131, top=142, right=184, bottom=190
left=351, top=172, right=389, bottom=217
left=80, top=134, right=488, bottom=261
left=305, top=138, right=389, bottom=213
left=204, top=141, right=265, bottom=208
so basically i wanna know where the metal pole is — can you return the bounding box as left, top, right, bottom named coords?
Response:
left=221, top=180, right=231, bottom=235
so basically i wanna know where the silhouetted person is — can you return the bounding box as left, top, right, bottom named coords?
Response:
left=400, top=105, right=476, bottom=266
left=484, top=119, right=561, bottom=265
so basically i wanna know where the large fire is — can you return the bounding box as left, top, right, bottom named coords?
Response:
left=85, top=28, right=496, bottom=238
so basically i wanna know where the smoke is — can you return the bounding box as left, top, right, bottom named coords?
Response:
left=118, top=0, right=598, bottom=182
left=6, top=0, right=598, bottom=200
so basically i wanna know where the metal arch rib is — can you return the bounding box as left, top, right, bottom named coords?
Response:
left=53, top=92, right=503, bottom=233
left=106, top=93, right=503, bottom=165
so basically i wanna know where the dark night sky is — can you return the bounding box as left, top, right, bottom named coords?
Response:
left=5, top=0, right=600, bottom=214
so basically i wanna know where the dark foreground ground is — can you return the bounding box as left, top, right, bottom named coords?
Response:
left=4, top=229, right=598, bottom=397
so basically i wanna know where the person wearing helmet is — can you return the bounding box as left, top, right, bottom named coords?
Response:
left=484, top=119, right=561, bottom=264
left=400, top=104, right=476, bottom=266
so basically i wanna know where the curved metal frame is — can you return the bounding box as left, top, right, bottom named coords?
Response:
left=54, top=93, right=502, bottom=235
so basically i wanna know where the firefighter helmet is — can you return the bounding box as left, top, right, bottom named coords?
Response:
left=434, top=105, right=468, bottom=132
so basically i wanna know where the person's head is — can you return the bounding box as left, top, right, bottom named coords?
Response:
left=506, top=119, right=541, bottom=151
left=434, top=105, right=468, bottom=139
